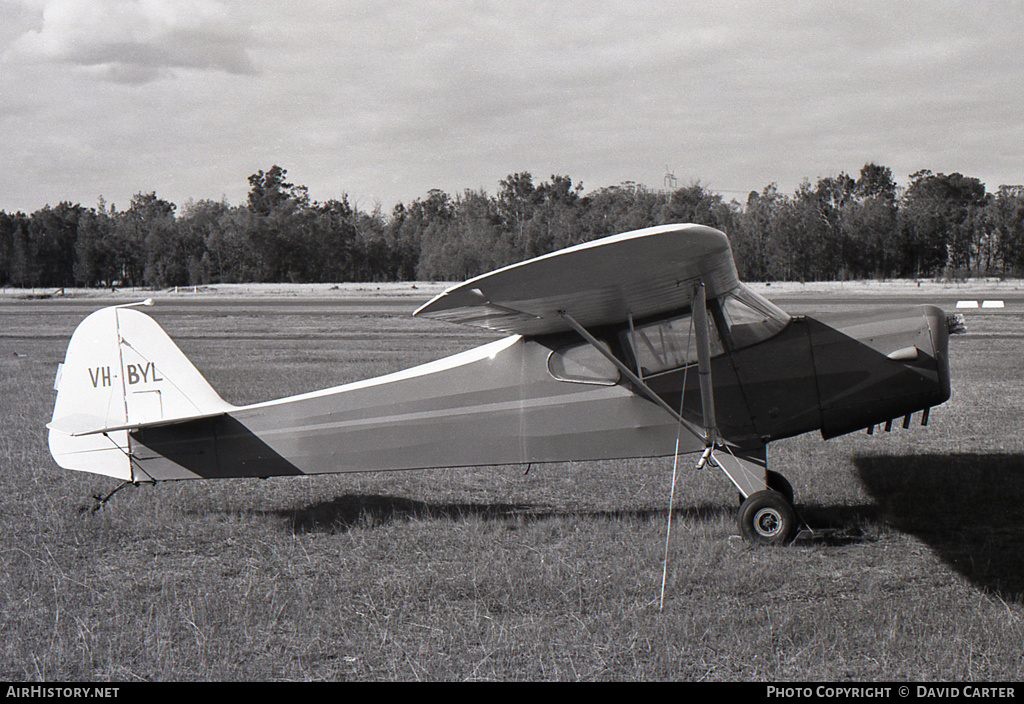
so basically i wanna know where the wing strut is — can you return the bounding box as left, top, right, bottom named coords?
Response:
left=691, top=282, right=717, bottom=445
left=557, top=310, right=706, bottom=445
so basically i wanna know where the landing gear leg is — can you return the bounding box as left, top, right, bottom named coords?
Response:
left=736, top=469, right=795, bottom=506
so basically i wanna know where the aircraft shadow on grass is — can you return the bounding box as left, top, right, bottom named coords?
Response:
left=852, top=452, right=1024, bottom=600
left=271, top=494, right=728, bottom=536
left=273, top=492, right=888, bottom=550
left=273, top=453, right=1024, bottom=601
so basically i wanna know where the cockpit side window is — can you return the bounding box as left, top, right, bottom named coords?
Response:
left=621, top=310, right=724, bottom=376
left=547, top=341, right=620, bottom=385
left=718, top=286, right=790, bottom=350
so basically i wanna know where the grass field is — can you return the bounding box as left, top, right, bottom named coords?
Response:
left=1, top=283, right=1023, bottom=681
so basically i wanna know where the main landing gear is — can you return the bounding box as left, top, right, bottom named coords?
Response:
left=736, top=471, right=799, bottom=545
left=712, top=450, right=804, bottom=544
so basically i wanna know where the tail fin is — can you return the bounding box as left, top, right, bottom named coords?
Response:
left=48, top=302, right=233, bottom=480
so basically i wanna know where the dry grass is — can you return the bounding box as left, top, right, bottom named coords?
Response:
left=1, top=285, right=1024, bottom=681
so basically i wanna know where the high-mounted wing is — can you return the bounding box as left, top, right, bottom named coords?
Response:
left=413, top=224, right=739, bottom=335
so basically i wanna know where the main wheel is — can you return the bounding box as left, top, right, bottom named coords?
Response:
left=738, top=490, right=797, bottom=545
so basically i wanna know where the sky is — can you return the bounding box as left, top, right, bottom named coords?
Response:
left=1, top=0, right=1022, bottom=214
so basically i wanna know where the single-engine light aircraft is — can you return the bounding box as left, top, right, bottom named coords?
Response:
left=48, top=224, right=959, bottom=544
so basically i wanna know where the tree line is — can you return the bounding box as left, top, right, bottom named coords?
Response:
left=2, top=163, right=1023, bottom=289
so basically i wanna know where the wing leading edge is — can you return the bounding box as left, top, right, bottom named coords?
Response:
left=413, top=224, right=739, bottom=335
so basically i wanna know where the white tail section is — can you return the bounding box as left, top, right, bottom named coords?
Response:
left=48, top=303, right=234, bottom=480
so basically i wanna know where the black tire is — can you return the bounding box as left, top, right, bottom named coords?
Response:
left=738, top=490, right=797, bottom=545
left=766, top=470, right=795, bottom=505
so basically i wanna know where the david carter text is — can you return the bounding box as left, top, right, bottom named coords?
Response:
left=767, top=686, right=1015, bottom=698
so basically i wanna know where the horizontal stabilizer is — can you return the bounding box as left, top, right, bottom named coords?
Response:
left=47, top=410, right=228, bottom=438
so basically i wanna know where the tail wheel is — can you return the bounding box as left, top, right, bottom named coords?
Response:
left=738, top=490, right=797, bottom=545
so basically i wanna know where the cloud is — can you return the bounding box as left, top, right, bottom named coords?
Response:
left=5, top=0, right=256, bottom=83
left=1, top=1, right=1021, bottom=213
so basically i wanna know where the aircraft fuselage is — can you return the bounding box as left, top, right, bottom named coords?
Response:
left=126, top=291, right=952, bottom=482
